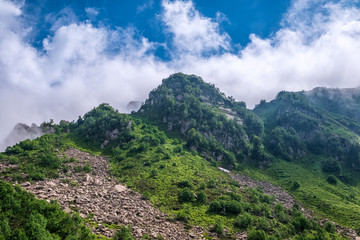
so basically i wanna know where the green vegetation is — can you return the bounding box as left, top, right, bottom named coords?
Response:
left=0, top=180, right=95, bottom=240
left=1, top=73, right=360, bottom=239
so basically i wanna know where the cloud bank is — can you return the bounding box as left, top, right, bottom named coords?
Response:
left=1, top=0, right=360, bottom=149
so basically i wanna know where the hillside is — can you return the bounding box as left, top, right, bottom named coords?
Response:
left=1, top=73, right=360, bottom=239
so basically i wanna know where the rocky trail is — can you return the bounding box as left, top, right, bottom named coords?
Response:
left=15, top=148, right=208, bottom=239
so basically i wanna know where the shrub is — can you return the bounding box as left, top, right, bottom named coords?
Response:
left=234, top=212, right=253, bottom=229
left=29, top=171, right=45, bottom=181
left=198, top=181, right=206, bottom=190
left=208, top=200, right=243, bottom=215
left=274, top=203, right=284, bottom=215
left=325, top=222, right=336, bottom=233
left=39, top=154, right=61, bottom=169
left=322, top=160, right=341, bottom=175
left=177, top=180, right=194, bottom=189
left=12, top=172, right=24, bottom=182
left=207, top=178, right=217, bottom=188
left=278, top=211, right=289, bottom=223
left=73, top=165, right=83, bottom=173
left=247, top=230, right=267, bottom=240
left=142, top=191, right=151, bottom=200
left=256, top=217, right=269, bottom=231
left=260, top=194, right=274, bottom=204
left=326, top=175, right=337, bottom=185
left=291, top=181, right=301, bottom=191
left=176, top=211, right=190, bottom=223
left=211, top=218, right=224, bottom=235
left=113, top=226, right=134, bottom=240
left=84, top=162, right=91, bottom=173
left=179, top=188, right=194, bottom=202
left=8, top=156, right=19, bottom=165
left=150, top=170, right=158, bottom=178
left=291, top=215, right=312, bottom=232
left=196, top=191, right=207, bottom=204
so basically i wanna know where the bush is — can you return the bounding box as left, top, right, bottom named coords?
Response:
left=208, top=200, right=243, bottom=215
left=29, top=171, right=45, bottom=181
left=326, top=175, right=337, bottom=185
left=177, top=180, right=194, bottom=189
left=260, top=194, right=274, bottom=204
left=278, top=211, right=289, bottom=223
left=142, top=191, right=151, bottom=200
left=256, top=217, right=268, bottom=231
left=176, top=210, right=190, bottom=223
left=0, top=180, right=95, bottom=240
left=150, top=169, right=158, bottom=178
left=247, top=230, right=267, bottom=240
left=113, top=226, right=134, bottom=240
left=197, top=181, right=205, bottom=190
left=211, top=218, right=224, bottom=235
left=291, top=215, right=312, bottom=232
left=179, top=188, right=194, bottom=202
left=291, top=181, right=301, bottom=191
left=84, top=162, right=92, bottom=173
left=39, top=154, right=61, bottom=169
left=207, top=178, right=217, bottom=188
left=8, top=156, right=19, bottom=165
left=325, top=222, right=336, bottom=233
left=73, top=165, right=83, bottom=173
left=322, top=160, right=341, bottom=175
left=196, top=191, right=207, bottom=204
left=234, top=212, right=253, bottom=229
left=274, top=203, right=284, bottom=215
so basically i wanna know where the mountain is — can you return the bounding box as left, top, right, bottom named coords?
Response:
left=305, top=87, right=360, bottom=122
left=1, top=73, right=360, bottom=240
left=138, top=73, right=268, bottom=167
left=254, top=90, right=360, bottom=170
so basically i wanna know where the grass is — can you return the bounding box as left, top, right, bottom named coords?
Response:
left=241, top=156, right=360, bottom=230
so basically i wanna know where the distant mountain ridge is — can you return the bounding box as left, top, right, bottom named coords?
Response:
left=305, top=87, right=360, bottom=122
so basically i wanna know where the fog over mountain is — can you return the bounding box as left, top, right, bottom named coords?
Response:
left=1, top=0, right=360, bottom=148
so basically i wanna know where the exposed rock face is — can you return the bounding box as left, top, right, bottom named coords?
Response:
left=19, top=148, right=208, bottom=239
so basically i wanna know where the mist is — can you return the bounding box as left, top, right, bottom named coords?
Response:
left=1, top=0, right=360, bottom=150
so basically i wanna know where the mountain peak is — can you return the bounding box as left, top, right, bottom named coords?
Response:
left=142, top=73, right=233, bottom=110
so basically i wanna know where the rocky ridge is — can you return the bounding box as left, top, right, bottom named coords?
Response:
left=17, top=148, right=208, bottom=239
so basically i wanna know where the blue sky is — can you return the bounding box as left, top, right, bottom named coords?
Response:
left=22, top=0, right=291, bottom=55
left=1, top=0, right=360, bottom=148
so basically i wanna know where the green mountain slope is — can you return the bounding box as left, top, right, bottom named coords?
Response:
left=1, top=73, right=360, bottom=239
left=306, top=87, right=360, bottom=123
left=138, top=73, right=270, bottom=168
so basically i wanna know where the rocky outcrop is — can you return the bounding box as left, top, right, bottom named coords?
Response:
left=19, top=148, right=207, bottom=239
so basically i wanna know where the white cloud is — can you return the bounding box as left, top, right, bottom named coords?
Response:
left=137, top=0, right=154, bottom=13
left=1, top=0, right=360, bottom=150
left=161, top=0, right=230, bottom=56
left=85, top=7, right=99, bottom=18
